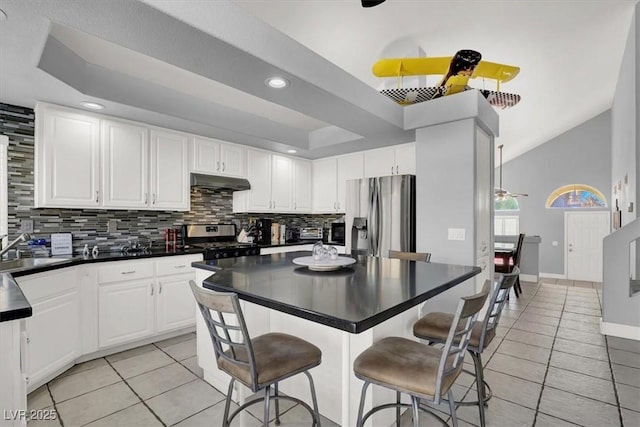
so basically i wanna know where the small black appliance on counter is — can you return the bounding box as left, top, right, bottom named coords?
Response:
left=330, top=223, right=346, bottom=245
left=254, top=219, right=272, bottom=244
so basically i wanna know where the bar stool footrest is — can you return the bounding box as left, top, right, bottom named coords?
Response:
left=226, top=394, right=320, bottom=427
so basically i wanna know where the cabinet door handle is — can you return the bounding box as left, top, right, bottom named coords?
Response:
left=26, top=337, right=30, bottom=344
left=334, top=202, right=337, bottom=209
left=174, top=265, right=186, bottom=269
left=121, top=270, right=136, bottom=275
left=144, top=193, right=148, bottom=204
left=217, top=161, right=220, bottom=171
left=396, top=165, right=399, bottom=174
left=96, top=190, right=99, bottom=203
left=222, top=162, right=226, bottom=172
left=150, top=284, right=154, bottom=296
left=159, top=283, right=163, bottom=294
left=152, top=194, right=156, bottom=204
left=391, top=166, right=394, bottom=175
left=294, top=202, right=297, bottom=210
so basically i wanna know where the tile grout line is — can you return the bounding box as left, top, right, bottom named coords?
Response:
left=530, top=282, right=566, bottom=427
left=102, top=356, right=168, bottom=427
left=603, top=336, right=626, bottom=426
left=45, top=383, right=64, bottom=427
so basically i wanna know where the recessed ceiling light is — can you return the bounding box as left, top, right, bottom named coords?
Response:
left=265, top=77, right=289, bottom=89
left=81, top=102, right=105, bottom=110
left=287, top=149, right=297, bottom=154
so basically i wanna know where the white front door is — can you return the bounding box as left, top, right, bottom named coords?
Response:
left=566, top=211, right=610, bottom=281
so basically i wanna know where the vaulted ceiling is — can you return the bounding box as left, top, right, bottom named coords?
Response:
left=0, top=0, right=636, bottom=161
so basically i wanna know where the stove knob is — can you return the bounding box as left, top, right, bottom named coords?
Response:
left=234, top=250, right=240, bottom=257
left=215, top=253, right=222, bottom=259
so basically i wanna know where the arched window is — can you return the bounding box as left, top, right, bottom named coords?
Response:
left=546, top=184, right=607, bottom=208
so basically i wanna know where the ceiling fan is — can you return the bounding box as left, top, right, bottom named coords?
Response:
left=495, top=144, right=528, bottom=200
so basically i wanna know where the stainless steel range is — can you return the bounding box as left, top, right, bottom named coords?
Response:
left=182, top=224, right=260, bottom=259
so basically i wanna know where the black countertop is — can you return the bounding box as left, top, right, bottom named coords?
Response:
left=0, top=248, right=204, bottom=323
left=195, top=252, right=480, bottom=334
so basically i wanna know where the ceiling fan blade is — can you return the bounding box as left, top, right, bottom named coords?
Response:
left=361, top=0, right=386, bottom=7
left=509, top=192, right=529, bottom=197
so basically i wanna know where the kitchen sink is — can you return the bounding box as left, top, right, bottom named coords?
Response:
left=0, top=257, right=73, bottom=274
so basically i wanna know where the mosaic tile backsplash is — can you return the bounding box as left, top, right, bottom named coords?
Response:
left=1, top=103, right=340, bottom=253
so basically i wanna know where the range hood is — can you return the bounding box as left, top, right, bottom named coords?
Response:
left=190, top=173, right=251, bottom=191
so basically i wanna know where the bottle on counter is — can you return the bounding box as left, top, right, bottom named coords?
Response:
left=279, top=225, right=286, bottom=244
left=271, top=223, right=280, bottom=245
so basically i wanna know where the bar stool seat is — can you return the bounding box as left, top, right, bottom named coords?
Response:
left=354, top=337, right=459, bottom=398
left=218, top=332, right=321, bottom=389
left=414, top=313, right=496, bottom=350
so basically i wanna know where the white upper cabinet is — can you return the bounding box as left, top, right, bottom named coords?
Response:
left=150, top=129, right=189, bottom=210
left=189, top=136, right=245, bottom=178
left=35, top=104, right=189, bottom=211
left=337, top=153, right=364, bottom=213
left=292, top=159, right=312, bottom=212
left=246, top=149, right=272, bottom=211
left=312, top=158, right=338, bottom=213
left=35, top=104, right=100, bottom=208
left=242, top=150, right=302, bottom=213
left=101, top=120, right=149, bottom=208
left=312, top=153, right=364, bottom=213
left=271, top=155, right=293, bottom=211
left=363, top=143, right=416, bottom=178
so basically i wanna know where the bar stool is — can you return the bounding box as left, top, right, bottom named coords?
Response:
left=353, top=281, right=490, bottom=427
left=189, top=281, right=322, bottom=427
left=412, top=268, right=519, bottom=427
left=388, top=250, right=431, bottom=262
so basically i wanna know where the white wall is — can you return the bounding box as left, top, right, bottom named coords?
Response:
left=611, top=4, right=638, bottom=226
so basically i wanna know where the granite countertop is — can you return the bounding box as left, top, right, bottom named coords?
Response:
left=195, top=252, right=480, bottom=333
left=0, top=248, right=204, bottom=323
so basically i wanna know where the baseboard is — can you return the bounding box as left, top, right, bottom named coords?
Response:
left=540, top=272, right=566, bottom=280
left=600, top=321, right=640, bottom=341
left=520, top=274, right=538, bottom=283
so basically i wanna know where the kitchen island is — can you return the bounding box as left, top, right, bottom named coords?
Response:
left=193, top=252, right=480, bottom=426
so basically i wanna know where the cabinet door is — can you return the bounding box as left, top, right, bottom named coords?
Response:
left=394, top=143, right=416, bottom=175
left=26, top=291, right=80, bottom=387
left=150, top=129, right=190, bottom=210
left=363, top=147, right=395, bottom=178
left=336, top=153, right=364, bottom=212
left=36, top=105, right=100, bottom=207
left=219, top=143, right=246, bottom=178
left=98, top=280, right=154, bottom=348
left=190, top=136, right=220, bottom=174
left=271, top=155, right=293, bottom=211
left=312, top=158, right=337, bottom=213
left=293, top=159, right=312, bottom=212
left=156, top=274, right=197, bottom=333
left=102, top=120, right=149, bottom=208
left=246, top=149, right=272, bottom=211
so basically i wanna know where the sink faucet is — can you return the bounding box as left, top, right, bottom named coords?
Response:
left=0, top=233, right=30, bottom=259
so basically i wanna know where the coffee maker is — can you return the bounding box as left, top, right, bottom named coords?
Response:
left=255, top=218, right=272, bottom=244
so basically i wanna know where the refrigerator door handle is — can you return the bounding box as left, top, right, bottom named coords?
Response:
left=369, top=179, right=382, bottom=257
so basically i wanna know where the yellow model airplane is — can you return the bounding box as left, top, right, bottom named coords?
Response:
left=373, top=50, right=521, bottom=108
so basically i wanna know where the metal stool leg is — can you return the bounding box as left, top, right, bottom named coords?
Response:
left=411, top=395, right=420, bottom=427
left=263, top=386, right=270, bottom=427
left=448, top=389, right=458, bottom=427
left=222, top=378, right=235, bottom=427
left=274, top=383, right=281, bottom=426
left=356, top=382, right=370, bottom=427
left=471, top=352, right=487, bottom=427
left=396, top=391, right=401, bottom=427
left=304, top=371, right=322, bottom=427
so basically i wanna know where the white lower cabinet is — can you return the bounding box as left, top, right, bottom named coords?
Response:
left=15, top=268, right=81, bottom=391
left=97, top=255, right=199, bottom=349
left=98, top=279, right=155, bottom=348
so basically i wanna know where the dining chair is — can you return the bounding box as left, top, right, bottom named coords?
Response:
left=412, top=269, right=519, bottom=427
left=495, top=233, right=524, bottom=297
left=189, top=281, right=322, bottom=427
left=388, top=250, right=431, bottom=262
left=352, top=281, right=490, bottom=427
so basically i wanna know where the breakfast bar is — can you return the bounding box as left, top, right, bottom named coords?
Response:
left=193, top=252, right=480, bottom=426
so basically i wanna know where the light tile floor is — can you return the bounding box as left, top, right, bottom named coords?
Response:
left=27, top=279, right=640, bottom=426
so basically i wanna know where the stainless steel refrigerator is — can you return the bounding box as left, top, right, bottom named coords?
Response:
left=345, top=174, right=416, bottom=257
